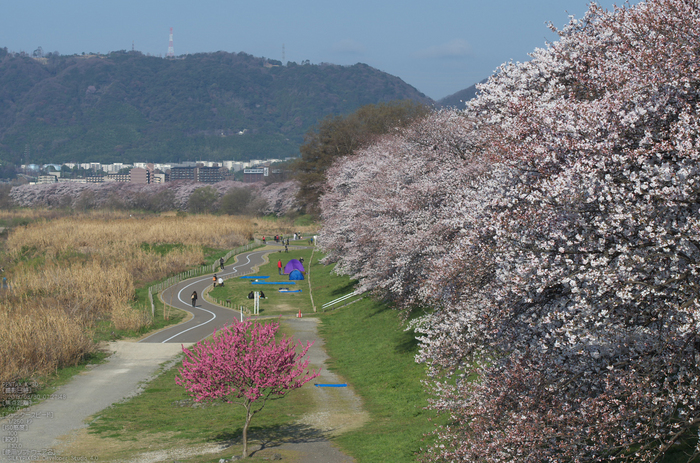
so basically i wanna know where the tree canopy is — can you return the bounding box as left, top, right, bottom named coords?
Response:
left=293, top=100, right=430, bottom=214
left=176, top=321, right=319, bottom=458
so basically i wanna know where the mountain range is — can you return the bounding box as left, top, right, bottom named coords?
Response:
left=436, top=78, right=487, bottom=109
left=0, top=48, right=435, bottom=165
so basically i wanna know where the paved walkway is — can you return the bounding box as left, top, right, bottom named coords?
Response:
left=0, top=342, right=190, bottom=462
left=0, top=243, right=363, bottom=462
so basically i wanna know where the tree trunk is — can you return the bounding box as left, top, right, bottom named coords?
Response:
left=242, top=402, right=253, bottom=458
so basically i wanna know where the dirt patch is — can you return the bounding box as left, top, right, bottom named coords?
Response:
left=270, top=302, right=302, bottom=314
left=55, top=429, right=230, bottom=462
left=283, top=318, right=369, bottom=437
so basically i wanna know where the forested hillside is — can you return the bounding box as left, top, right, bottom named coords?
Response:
left=436, top=78, right=486, bottom=108
left=0, top=48, right=432, bottom=164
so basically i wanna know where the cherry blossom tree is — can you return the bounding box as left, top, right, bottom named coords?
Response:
left=415, top=2, right=700, bottom=461
left=175, top=321, right=319, bottom=458
left=319, top=110, right=500, bottom=309
left=319, top=1, right=700, bottom=461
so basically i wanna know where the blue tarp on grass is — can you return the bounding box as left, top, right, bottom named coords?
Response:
left=251, top=281, right=296, bottom=285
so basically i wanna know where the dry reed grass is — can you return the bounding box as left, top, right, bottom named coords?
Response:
left=111, top=303, right=152, bottom=331
left=0, top=306, right=92, bottom=403
left=8, top=260, right=135, bottom=321
left=253, top=217, right=318, bottom=236
left=0, top=212, right=253, bottom=386
left=6, top=214, right=253, bottom=258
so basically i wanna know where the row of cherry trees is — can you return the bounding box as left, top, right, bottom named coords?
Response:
left=319, top=1, right=700, bottom=461
left=10, top=179, right=301, bottom=215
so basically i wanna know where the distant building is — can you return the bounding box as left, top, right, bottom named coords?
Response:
left=130, top=167, right=150, bottom=184
left=223, top=161, right=247, bottom=172
left=104, top=163, right=131, bottom=173
left=170, top=166, right=197, bottom=181
left=85, top=176, right=104, bottom=183
left=196, top=166, right=224, bottom=184
left=105, top=173, right=130, bottom=183
left=244, top=168, right=267, bottom=183
left=37, top=175, right=58, bottom=184
left=151, top=173, right=166, bottom=184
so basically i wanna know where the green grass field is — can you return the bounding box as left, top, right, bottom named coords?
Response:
left=317, top=302, right=440, bottom=462
left=208, top=245, right=316, bottom=316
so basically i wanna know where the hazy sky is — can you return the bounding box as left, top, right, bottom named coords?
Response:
left=1, top=1, right=632, bottom=100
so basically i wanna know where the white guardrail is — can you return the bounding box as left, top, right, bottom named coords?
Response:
left=147, top=239, right=261, bottom=317
left=321, top=292, right=359, bottom=310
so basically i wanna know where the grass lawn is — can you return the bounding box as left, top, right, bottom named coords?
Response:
left=208, top=245, right=315, bottom=317
left=317, top=301, right=441, bottom=463
left=304, top=248, right=444, bottom=462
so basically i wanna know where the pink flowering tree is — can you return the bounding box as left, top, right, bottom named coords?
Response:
left=175, top=320, right=319, bottom=458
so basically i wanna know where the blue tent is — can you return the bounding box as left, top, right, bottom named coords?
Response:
left=284, top=259, right=305, bottom=274
left=289, top=269, right=304, bottom=280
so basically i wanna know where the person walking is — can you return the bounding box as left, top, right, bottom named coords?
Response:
left=191, top=291, right=197, bottom=307
left=262, top=236, right=266, bottom=245
left=213, top=274, right=218, bottom=288
left=278, top=259, right=283, bottom=275
left=219, top=257, right=225, bottom=270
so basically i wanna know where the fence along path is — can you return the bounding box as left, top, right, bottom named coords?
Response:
left=147, top=240, right=261, bottom=317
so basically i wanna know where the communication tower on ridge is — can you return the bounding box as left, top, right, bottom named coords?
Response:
left=167, top=27, right=175, bottom=58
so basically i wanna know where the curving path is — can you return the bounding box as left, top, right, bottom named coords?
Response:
left=140, top=248, right=271, bottom=344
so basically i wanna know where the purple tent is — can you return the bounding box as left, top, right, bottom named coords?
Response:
left=283, top=259, right=305, bottom=274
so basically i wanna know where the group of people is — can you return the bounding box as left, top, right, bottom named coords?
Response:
left=262, top=235, right=297, bottom=246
